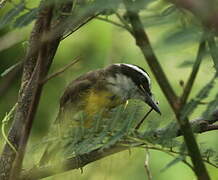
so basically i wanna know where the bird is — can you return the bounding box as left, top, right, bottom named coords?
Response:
left=56, top=63, right=161, bottom=129
left=39, top=63, right=161, bottom=165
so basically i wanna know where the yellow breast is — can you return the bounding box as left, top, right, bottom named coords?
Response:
left=84, top=89, right=123, bottom=116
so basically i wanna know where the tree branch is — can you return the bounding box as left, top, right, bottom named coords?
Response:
left=123, top=0, right=179, bottom=114
left=0, top=0, right=106, bottom=178
left=20, top=110, right=218, bottom=180
left=122, top=0, right=210, bottom=179
left=21, top=145, right=127, bottom=180
left=41, top=56, right=80, bottom=84
left=0, top=1, right=73, bottom=179
left=180, top=38, right=206, bottom=107
left=95, top=16, right=131, bottom=33
left=9, top=4, right=55, bottom=179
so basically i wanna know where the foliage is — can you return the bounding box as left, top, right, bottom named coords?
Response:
left=34, top=101, right=217, bottom=170
left=0, top=2, right=25, bottom=29
left=181, top=76, right=217, bottom=120
left=13, top=8, right=38, bottom=28
left=42, top=101, right=144, bottom=159
left=202, top=91, right=218, bottom=119
left=1, top=0, right=218, bottom=179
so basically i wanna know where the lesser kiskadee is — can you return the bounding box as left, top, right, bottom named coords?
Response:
left=56, top=63, right=161, bottom=128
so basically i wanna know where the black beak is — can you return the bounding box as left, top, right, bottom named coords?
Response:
left=145, top=94, right=161, bottom=115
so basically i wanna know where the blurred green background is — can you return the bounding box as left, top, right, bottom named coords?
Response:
left=1, top=1, right=218, bottom=179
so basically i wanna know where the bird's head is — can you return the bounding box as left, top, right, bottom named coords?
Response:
left=105, top=63, right=161, bottom=114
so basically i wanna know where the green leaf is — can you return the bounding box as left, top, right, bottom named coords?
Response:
left=98, top=0, right=122, bottom=15
left=208, top=36, right=218, bottom=73
left=178, top=50, right=209, bottom=68
left=142, top=10, right=179, bottom=28
left=162, top=26, right=202, bottom=46
left=14, top=8, right=38, bottom=28
left=132, top=0, right=154, bottom=11
left=160, top=156, right=185, bottom=172
left=177, top=60, right=194, bottom=68
left=1, top=62, right=21, bottom=77
left=181, top=76, right=216, bottom=120
left=202, top=91, right=218, bottom=119
left=101, top=131, right=124, bottom=150
left=161, top=5, right=177, bottom=17
left=0, top=2, right=25, bottom=29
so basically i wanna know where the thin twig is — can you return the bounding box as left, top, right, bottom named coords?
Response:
left=96, top=14, right=133, bottom=35
left=144, top=149, right=152, bottom=180
left=41, top=56, right=80, bottom=84
left=62, top=14, right=97, bottom=40
left=122, top=0, right=179, bottom=114
left=122, top=0, right=210, bottom=179
left=180, top=38, right=206, bottom=107
left=1, top=103, right=18, bottom=155
left=143, top=146, right=194, bottom=171
left=140, top=145, right=215, bottom=169
left=115, top=12, right=133, bottom=35
left=96, top=16, right=128, bottom=30
left=135, top=108, right=153, bottom=130
left=164, top=149, right=215, bottom=170
left=0, top=62, right=23, bottom=97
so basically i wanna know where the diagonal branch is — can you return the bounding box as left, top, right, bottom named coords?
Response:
left=180, top=38, right=206, bottom=107
left=41, top=56, right=80, bottom=84
left=0, top=1, right=74, bottom=180
left=122, top=1, right=179, bottom=114
left=95, top=16, right=132, bottom=33
left=9, top=5, right=56, bottom=179
left=122, top=0, right=210, bottom=179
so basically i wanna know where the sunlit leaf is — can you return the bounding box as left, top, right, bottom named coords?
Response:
left=180, top=76, right=216, bottom=120
left=161, top=5, right=177, bottom=17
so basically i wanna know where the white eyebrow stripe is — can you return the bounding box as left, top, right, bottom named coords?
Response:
left=115, top=63, right=151, bottom=85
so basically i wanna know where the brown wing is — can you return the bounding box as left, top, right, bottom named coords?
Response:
left=60, top=69, right=105, bottom=107
left=56, top=69, right=106, bottom=124
left=60, top=79, right=92, bottom=108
